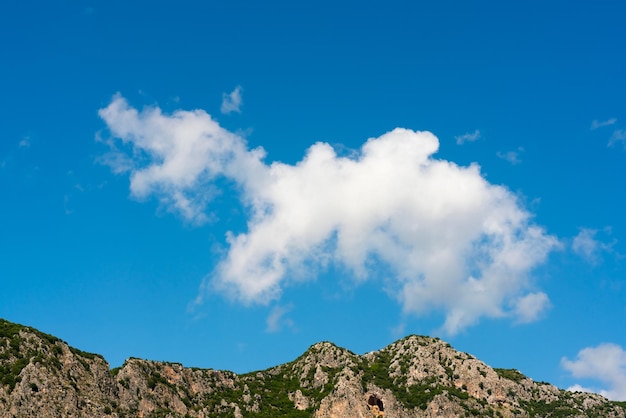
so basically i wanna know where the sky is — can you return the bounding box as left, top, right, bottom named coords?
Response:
left=1, top=0, right=626, bottom=401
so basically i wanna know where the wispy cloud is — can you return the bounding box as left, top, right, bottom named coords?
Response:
left=221, top=86, right=243, bottom=114
left=455, top=129, right=480, bottom=145
left=513, top=292, right=550, bottom=324
left=589, top=118, right=625, bottom=148
left=18, top=136, right=31, bottom=148
left=608, top=129, right=626, bottom=149
left=497, top=147, right=524, bottom=165
left=63, top=195, right=74, bottom=215
left=572, top=227, right=616, bottom=264
left=95, top=131, right=136, bottom=175
left=562, top=343, right=626, bottom=401
left=99, top=94, right=559, bottom=335
left=266, top=304, right=295, bottom=333
left=591, top=118, right=617, bottom=130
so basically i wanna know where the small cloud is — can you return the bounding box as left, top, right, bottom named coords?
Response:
left=513, top=292, right=550, bottom=323
left=95, top=130, right=136, bottom=174
left=609, top=129, right=626, bottom=148
left=266, top=304, right=295, bottom=333
left=19, top=137, right=30, bottom=148
left=455, top=130, right=480, bottom=145
left=572, top=227, right=616, bottom=264
left=64, top=195, right=74, bottom=215
left=496, top=147, right=524, bottom=165
left=591, top=118, right=617, bottom=130
left=96, top=151, right=135, bottom=175
left=562, top=343, right=626, bottom=401
left=221, top=86, right=243, bottom=114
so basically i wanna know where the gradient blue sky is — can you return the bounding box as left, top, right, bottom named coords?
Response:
left=1, top=0, right=626, bottom=400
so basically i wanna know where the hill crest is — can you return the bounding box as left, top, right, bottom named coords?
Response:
left=1, top=318, right=624, bottom=417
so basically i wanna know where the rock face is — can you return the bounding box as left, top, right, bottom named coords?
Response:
left=1, top=319, right=625, bottom=417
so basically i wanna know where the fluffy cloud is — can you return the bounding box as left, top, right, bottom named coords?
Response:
left=455, top=129, right=480, bottom=145
left=562, top=343, right=626, bottom=401
left=99, top=94, right=559, bottom=335
left=221, top=86, right=243, bottom=114
left=98, top=93, right=265, bottom=224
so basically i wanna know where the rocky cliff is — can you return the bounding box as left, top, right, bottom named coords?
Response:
left=1, top=318, right=624, bottom=417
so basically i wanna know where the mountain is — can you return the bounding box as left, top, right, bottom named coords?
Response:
left=1, top=318, right=624, bottom=417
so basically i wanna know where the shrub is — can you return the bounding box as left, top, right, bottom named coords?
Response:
left=494, top=368, right=526, bottom=383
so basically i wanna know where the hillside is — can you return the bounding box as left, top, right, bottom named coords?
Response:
left=1, top=318, right=624, bottom=417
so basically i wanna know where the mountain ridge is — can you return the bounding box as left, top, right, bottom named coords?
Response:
left=1, top=318, right=624, bottom=417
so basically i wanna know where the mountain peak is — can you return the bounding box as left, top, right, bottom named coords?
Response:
left=1, top=318, right=624, bottom=417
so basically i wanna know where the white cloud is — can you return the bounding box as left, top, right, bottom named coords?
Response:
left=609, top=129, right=626, bottom=148
left=98, top=93, right=265, bottom=224
left=99, top=94, right=560, bottom=335
left=562, top=343, right=626, bottom=401
left=572, top=227, right=616, bottom=264
left=221, top=86, right=243, bottom=114
left=266, top=304, right=295, bottom=333
left=96, top=150, right=134, bottom=175
left=496, top=147, right=524, bottom=165
left=513, top=292, right=550, bottom=324
left=455, top=129, right=480, bottom=145
left=591, top=118, right=617, bottom=130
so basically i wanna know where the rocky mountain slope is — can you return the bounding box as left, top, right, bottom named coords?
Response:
left=1, top=318, right=625, bottom=417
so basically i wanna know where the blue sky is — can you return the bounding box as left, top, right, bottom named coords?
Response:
left=1, top=0, right=626, bottom=400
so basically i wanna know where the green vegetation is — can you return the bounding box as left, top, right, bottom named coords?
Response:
left=181, top=344, right=354, bottom=417
left=401, top=381, right=443, bottom=409
left=1, top=319, right=55, bottom=342
left=69, top=345, right=104, bottom=361
left=148, top=408, right=176, bottom=418
left=0, top=318, right=104, bottom=393
left=0, top=322, right=34, bottom=391
left=3, top=319, right=626, bottom=417
left=519, top=399, right=580, bottom=417
left=147, top=371, right=170, bottom=390
left=494, top=368, right=527, bottom=383
left=360, top=348, right=475, bottom=412
left=612, top=401, right=626, bottom=409
left=239, top=366, right=324, bottom=416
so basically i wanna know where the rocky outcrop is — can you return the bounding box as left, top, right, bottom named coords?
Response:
left=1, top=319, right=625, bottom=417
left=0, top=320, right=117, bottom=417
